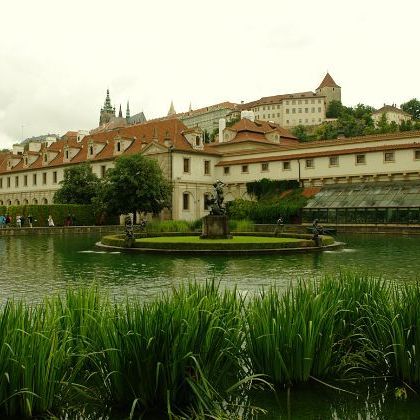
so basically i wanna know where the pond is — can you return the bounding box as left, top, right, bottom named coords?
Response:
left=1, top=232, right=420, bottom=418
left=1, top=233, right=420, bottom=303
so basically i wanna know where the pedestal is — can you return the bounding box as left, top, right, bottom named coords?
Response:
left=200, top=215, right=232, bottom=239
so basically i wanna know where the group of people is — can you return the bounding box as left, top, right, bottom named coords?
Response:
left=0, top=214, right=77, bottom=228
left=0, top=214, right=35, bottom=228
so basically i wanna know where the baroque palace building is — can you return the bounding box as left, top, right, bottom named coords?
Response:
left=1, top=105, right=420, bottom=221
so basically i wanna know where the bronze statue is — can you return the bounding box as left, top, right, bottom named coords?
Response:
left=124, top=214, right=134, bottom=247
left=206, top=180, right=226, bottom=215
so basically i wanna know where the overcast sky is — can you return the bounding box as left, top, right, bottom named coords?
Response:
left=0, top=0, right=419, bottom=148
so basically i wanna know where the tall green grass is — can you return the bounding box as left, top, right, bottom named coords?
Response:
left=0, top=277, right=420, bottom=418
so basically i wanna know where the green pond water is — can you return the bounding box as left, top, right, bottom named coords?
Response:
left=1, top=232, right=420, bottom=419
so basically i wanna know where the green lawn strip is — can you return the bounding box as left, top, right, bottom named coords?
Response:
left=135, top=236, right=301, bottom=244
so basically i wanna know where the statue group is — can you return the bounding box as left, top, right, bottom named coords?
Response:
left=206, top=180, right=226, bottom=215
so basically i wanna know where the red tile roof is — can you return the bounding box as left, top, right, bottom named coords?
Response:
left=244, top=91, right=322, bottom=109
left=317, top=73, right=340, bottom=90
left=216, top=142, right=420, bottom=166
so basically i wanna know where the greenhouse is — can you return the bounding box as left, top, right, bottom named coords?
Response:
left=302, top=182, right=420, bottom=224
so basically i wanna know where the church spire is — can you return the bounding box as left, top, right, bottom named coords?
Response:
left=126, top=101, right=131, bottom=121
left=167, top=100, right=176, bottom=116
left=118, top=104, right=123, bottom=118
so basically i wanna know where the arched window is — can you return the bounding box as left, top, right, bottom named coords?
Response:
left=7, top=200, right=11, bottom=205
left=89, top=145, right=94, bottom=155
left=42, top=198, right=48, bottom=204
left=15, top=199, right=20, bottom=205
left=195, top=136, right=201, bottom=146
left=0, top=200, right=3, bottom=205
left=23, top=199, right=29, bottom=205
left=32, top=198, right=38, bottom=205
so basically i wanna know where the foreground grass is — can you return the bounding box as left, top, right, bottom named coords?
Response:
left=0, top=277, right=419, bottom=418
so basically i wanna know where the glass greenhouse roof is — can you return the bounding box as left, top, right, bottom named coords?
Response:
left=305, top=182, right=420, bottom=209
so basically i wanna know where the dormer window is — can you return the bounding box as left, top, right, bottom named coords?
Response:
left=195, top=136, right=200, bottom=146
left=65, top=150, right=69, bottom=160
left=24, top=157, right=28, bottom=166
left=117, top=142, right=121, bottom=152
left=89, top=145, right=94, bottom=156
left=43, top=154, right=48, bottom=163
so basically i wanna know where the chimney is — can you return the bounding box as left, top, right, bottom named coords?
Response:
left=219, top=118, right=226, bottom=143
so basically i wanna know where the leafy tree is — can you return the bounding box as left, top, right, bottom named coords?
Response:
left=53, top=163, right=101, bottom=204
left=401, top=98, right=420, bottom=120
left=101, top=154, right=171, bottom=222
left=291, top=125, right=308, bottom=141
left=326, top=100, right=343, bottom=118
left=376, top=113, right=390, bottom=134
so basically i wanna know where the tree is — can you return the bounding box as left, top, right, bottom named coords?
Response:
left=53, top=163, right=101, bottom=204
left=101, top=154, right=171, bottom=222
left=401, top=98, right=420, bottom=120
left=291, top=125, right=308, bottom=141
left=326, top=100, right=343, bottom=118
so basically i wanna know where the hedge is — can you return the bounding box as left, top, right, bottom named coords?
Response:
left=0, top=204, right=118, bottom=227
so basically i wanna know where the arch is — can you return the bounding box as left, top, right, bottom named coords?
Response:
left=15, top=199, right=20, bottom=205
left=7, top=200, right=12, bottom=206
left=42, top=198, right=48, bottom=205
left=32, top=198, right=38, bottom=205
left=0, top=200, right=3, bottom=205
left=23, top=199, right=29, bottom=205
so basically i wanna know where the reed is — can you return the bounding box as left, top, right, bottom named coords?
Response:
left=389, top=282, right=420, bottom=383
left=89, top=281, right=247, bottom=417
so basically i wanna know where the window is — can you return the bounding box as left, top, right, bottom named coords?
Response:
left=195, top=136, right=201, bottom=146
left=65, top=150, right=69, bottom=160
left=89, top=145, right=94, bottom=155
left=292, top=109, right=296, bottom=114
left=414, top=150, right=420, bottom=160
left=298, top=108, right=302, bottom=113
left=183, top=158, right=190, bottom=173
left=43, top=154, right=48, bottom=163
left=204, top=193, right=211, bottom=210
left=261, top=162, right=269, bottom=172
left=15, top=176, right=19, bottom=187
left=318, top=107, right=322, bottom=113
left=224, top=166, right=230, bottom=175
left=24, top=157, right=28, bottom=166
left=305, top=108, right=308, bottom=113
left=268, top=113, right=271, bottom=118
left=24, top=175, right=28, bottom=186
left=329, top=156, right=339, bottom=166
left=384, top=152, right=395, bottom=162
left=7, top=177, right=10, bottom=188
left=204, top=160, right=211, bottom=175
left=33, top=174, right=37, bottom=186
left=42, top=172, right=47, bottom=185
left=241, top=165, right=249, bottom=173
left=283, top=161, right=291, bottom=170
left=53, top=171, right=57, bottom=183
left=117, top=142, right=121, bottom=152
left=182, top=193, right=189, bottom=210
left=286, top=109, right=289, bottom=114
left=0, top=178, right=2, bottom=189
left=305, top=159, right=314, bottom=168
left=101, top=165, right=106, bottom=178
left=356, top=154, right=366, bottom=164
left=311, top=107, right=315, bottom=113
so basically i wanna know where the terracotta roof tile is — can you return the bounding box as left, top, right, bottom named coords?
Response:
left=243, top=92, right=322, bottom=109
left=317, top=73, right=340, bottom=89
left=216, top=142, right=420, bottom=166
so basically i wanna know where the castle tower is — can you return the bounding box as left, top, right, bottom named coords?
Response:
left=167, top=100, right=176, bottom=116
left=99, top=89, right=116, bottom=126
left=126, top=101, right=131, bottom=121
left=316, top=73, right=341, bottom=108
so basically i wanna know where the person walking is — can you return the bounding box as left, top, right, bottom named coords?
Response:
left=48, top=215, right=55, bottom=227
left=16, top=215, right=22, bottom=228
left=28, top=215, right=33, bottom=228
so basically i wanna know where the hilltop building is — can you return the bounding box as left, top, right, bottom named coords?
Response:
left=159, top=73, right=341, bottom=135
left=242, top=73, right=341, bottom=129
left=372, top=104, right=412, bottom=126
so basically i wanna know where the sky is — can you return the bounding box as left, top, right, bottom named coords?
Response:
left=0, top=0, right=419, bottom=149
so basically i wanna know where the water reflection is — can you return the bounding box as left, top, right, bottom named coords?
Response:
left=0, top=233, right=420, bottom=302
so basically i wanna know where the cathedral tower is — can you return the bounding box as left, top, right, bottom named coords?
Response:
left=99, top=89, right=116, bottom=126
left=316, top=73, right=341, bottom=108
